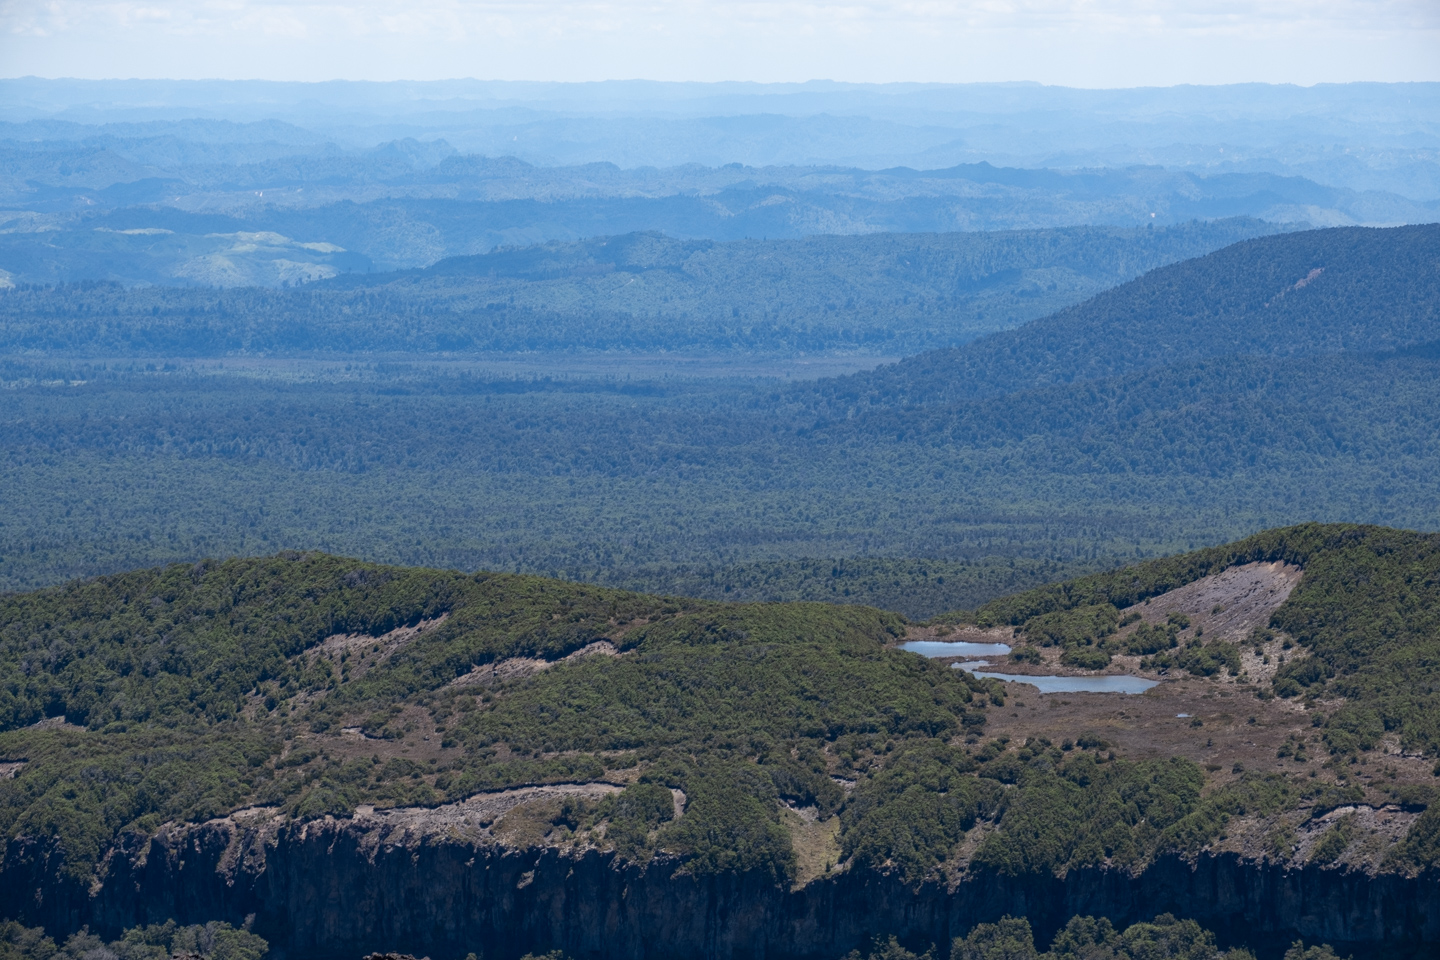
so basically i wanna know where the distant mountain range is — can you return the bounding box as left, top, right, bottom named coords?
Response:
left=0, top=219, right=1293, bottom=355
left=1, top=79, right=1437, bottom=291
left=2, top=158, right=1433, bottom=289
left=4, top=78, right=1438, bottom=198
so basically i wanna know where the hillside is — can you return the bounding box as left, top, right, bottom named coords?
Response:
left=0, top=527, right=1437, bottom=958
left=0, top=220, right=1284, bottom=356
left=813, top=224, right=1440, bottom=410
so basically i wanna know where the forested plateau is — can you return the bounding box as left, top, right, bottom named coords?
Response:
left=0, top=523, right=1436, bottom=960
left=5, top=341, right=1440, bottom=601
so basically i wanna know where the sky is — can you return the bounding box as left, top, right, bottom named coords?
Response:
left=0, top=0, right=1437, bottom=87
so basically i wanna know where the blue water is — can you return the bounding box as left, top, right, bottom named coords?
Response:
left=951, top=662, right=1159, bottom=695
left=898, top=640, right=1012, bottom=658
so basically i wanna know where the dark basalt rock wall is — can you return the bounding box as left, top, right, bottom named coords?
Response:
left=2, top=819, right=1435, bottom=960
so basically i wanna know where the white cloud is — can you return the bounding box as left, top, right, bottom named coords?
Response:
left=0, top=0, right=1436, bottom=83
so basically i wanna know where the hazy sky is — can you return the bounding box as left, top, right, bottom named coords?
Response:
left=1, top=0, right=1437, bottom=86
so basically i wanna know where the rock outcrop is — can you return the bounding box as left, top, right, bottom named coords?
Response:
left=2, top=801, right=1434, bottom=960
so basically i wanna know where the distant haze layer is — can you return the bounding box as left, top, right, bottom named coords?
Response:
left=2, top=79, right=1437, bottom=201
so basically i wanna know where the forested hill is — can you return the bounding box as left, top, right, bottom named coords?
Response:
left=813, top=223, right=1440, bottom=410
left=0, top=525, right=1438, bottom=960
left=0, top=220, right=1286, bottom=356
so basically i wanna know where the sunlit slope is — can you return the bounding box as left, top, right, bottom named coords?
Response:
left=817, top=223, right=1440, bottom=410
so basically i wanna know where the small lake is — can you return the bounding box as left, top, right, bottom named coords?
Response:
left=898, top=640, right=1012, bottom=658
left=951, top=662, right=1159, bottom=695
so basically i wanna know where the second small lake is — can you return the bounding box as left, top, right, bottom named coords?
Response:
left=951, top=662, right=1160, bottom=695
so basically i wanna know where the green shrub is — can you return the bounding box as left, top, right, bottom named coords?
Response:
left=1320, top=708, right=1384, bottom=756
left=951, top=913, right=1262, bottom=960
left=1283, top=942, right=1347, bottom=960
left=0, top=921, right=267, bottom=960
left=1176, top=641, right=1241, bottom=678
left=657, top=765, right=796, bottom=882
left=0, top=920, right=56, bottom=960
left=971, top=754, right=1203, bottom=877
left=596, top=782, right=675, bottom=858
left=1060, top=648, right=1111, bottom=670
left=1108, top=914, right=1229, bottom=960
left=842, top=742, right=999, bottom=884
left=849, top=936, right=934, bottom=960
left=952, top=917, right=1038, bottom=960
left=1022, top=604, right=1120, bottom=647
left=1308, top=816, right=1353, bottom=865
left=1273, top=677, right=1303, bottom=698
left=1384, top=806, right=1440, bottom=872
left=1115, top=621, right=1179, bottom=655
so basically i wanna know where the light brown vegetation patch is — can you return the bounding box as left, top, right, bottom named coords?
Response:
left=1211, top=802, right=1420, bottom=870
left=783, top=805, right=842, bottom=888
left=312, top=614, right=449, bottom=671
left=27, top=716, right=85, bottom=732
left=911, top=624, right=1013, bottom=644
left=448, top=640, right=622, bottom=688
left=349, top=782, right=624, bottom=844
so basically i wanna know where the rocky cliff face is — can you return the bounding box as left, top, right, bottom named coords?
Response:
left=2, top=800, right=1435, bottom=960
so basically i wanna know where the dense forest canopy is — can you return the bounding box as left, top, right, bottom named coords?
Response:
left=3, top=336, right=1440, bottom=601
